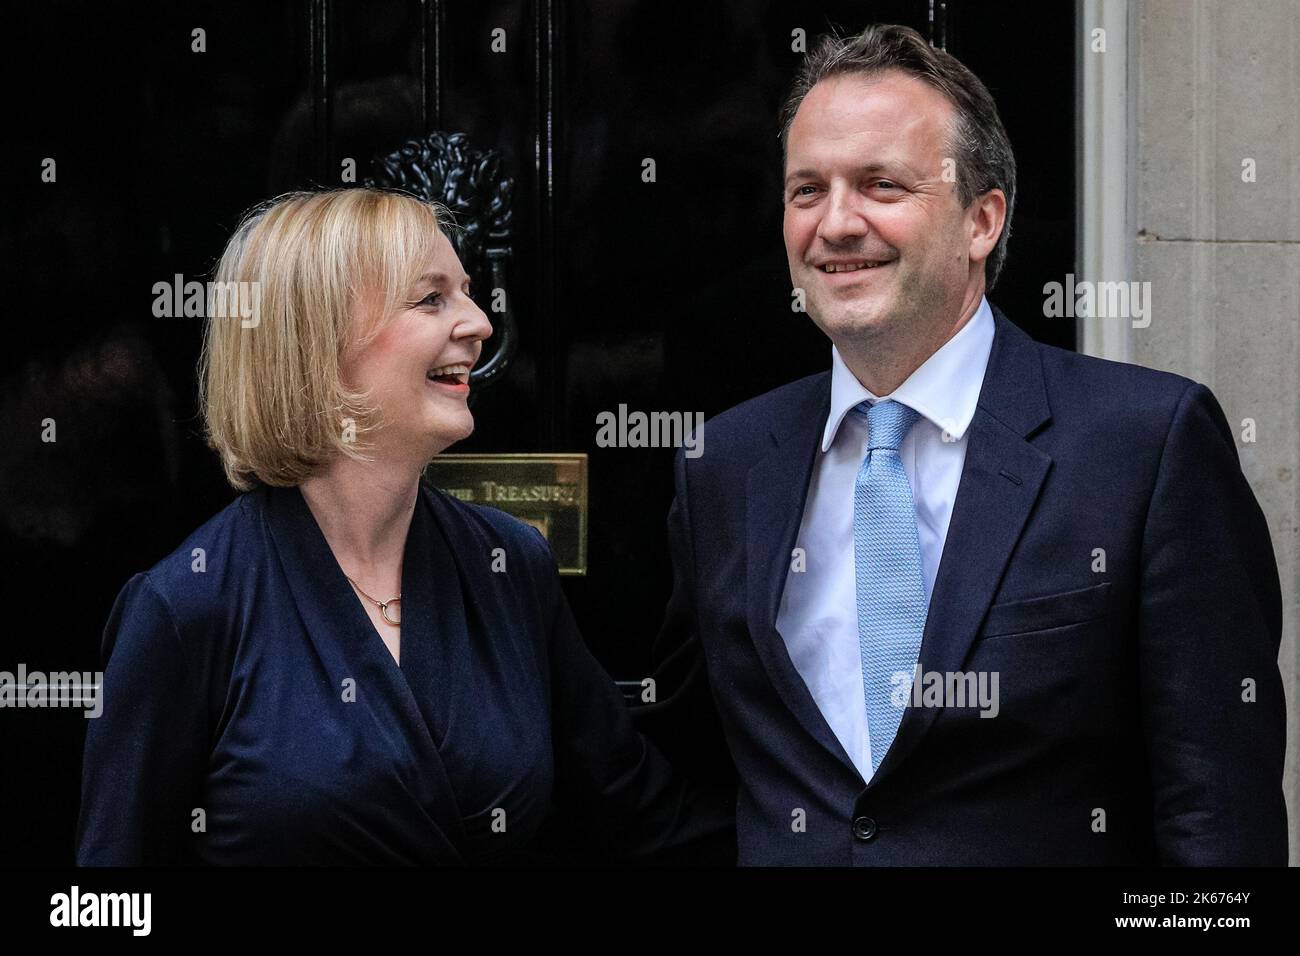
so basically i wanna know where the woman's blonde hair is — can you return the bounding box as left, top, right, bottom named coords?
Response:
left=198, top=187, right=453, bottom=491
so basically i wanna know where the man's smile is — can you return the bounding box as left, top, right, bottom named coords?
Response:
left=815, top=259, right=896, bottom=284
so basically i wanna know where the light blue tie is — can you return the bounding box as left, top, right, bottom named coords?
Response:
left=852, top=399, right=926, bottom=777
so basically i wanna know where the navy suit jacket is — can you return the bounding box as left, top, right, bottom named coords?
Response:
left=77, top=479, right=731, bottom=865
left=650, top=303, right=1287, bottom=865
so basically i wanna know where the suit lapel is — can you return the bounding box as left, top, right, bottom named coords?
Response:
left=870, top=305, right=1053, bottom=783
left=745, top=374, right=860, bottom=770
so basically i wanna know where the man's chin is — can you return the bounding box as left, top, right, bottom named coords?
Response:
left=811, top=303, right=894, bottom=341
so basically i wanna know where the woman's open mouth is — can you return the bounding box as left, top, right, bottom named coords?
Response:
left=426, top=363, right=471, bottom=393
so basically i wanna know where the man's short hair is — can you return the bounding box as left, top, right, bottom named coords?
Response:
left=779, top=24, right=1017, bottom=291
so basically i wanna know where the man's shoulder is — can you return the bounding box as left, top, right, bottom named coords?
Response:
left=1024, top=333, right=1204, bottom=433
left=1033, top=336, right=1193, bottom=396
left=987, top=302, right=1191, bottom=403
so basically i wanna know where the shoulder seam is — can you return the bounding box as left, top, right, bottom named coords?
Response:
left=133, top=569, right=195, bottom=692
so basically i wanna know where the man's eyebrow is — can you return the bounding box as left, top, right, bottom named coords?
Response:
left=783, top=161, right=910, bottom=186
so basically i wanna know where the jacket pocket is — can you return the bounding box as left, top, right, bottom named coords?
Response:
left=977, top=581, right=1112, bottom=639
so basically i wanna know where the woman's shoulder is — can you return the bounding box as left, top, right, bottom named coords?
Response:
left=419, top=479, right=558, bottom=572
left=97, top=490, right=266, bottom=692
left=127, top=489, right=268, bottom=627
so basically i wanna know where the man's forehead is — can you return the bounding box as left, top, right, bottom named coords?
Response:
left=813, top=68, right=946, bottom=104
left=786, top=73, right=952, bottom=169
left=794, top=72, right=951, bottom=136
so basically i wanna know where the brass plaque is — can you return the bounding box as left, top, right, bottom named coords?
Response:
left=425, top=454, right=588, bottom=575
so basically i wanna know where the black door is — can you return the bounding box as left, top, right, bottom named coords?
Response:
left=1, top=0, right=1075, bottom=864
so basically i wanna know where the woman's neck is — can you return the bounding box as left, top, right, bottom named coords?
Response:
left=298, top=456, right=421, bottom=578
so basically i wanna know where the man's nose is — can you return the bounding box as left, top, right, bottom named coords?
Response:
left=816, top=186, right=870, bottom=245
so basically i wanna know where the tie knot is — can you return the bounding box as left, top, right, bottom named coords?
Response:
left=855, top=399, right=921, bottom=451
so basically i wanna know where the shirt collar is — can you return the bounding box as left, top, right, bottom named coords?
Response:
left=821, top=295, right=996, bottom=453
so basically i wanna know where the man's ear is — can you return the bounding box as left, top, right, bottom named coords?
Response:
left=967, top=188, right=1007, bottom=266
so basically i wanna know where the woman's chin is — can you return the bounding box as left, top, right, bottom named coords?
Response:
left=428, top=412, right=475, bottom=451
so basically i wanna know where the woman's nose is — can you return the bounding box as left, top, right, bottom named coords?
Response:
left=463, top=302, right=494, bottom=342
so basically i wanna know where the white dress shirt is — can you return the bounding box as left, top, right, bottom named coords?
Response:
left=774, top=296, right=996, bottom=783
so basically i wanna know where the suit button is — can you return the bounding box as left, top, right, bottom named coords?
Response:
left=852, top=816, right=877, bottom=841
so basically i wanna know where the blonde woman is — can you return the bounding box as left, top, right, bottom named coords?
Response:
left=76, top=188, right=732, bottom=865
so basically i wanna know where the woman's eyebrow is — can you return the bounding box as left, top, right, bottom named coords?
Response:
left=414, top=271, right=471, bottom=287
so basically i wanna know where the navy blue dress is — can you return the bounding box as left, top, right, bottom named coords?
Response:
left=76, top=479, right=731, bottom=865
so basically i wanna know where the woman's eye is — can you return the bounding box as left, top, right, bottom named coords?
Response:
left=417, top=291, right=442, bottom=309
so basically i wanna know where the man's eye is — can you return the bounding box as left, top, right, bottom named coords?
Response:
left=795, top=185, right=819, bottom=197
left=874, top=180, right=898, bottom=190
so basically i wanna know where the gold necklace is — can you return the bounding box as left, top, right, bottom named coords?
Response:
left=344, top=574, right=402, bottom=626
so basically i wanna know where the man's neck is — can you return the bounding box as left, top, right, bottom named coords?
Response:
left=838, top=289, right=984, bottom=396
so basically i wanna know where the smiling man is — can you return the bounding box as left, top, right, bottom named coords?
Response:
left=651, top=24, right=1287, bottom=865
